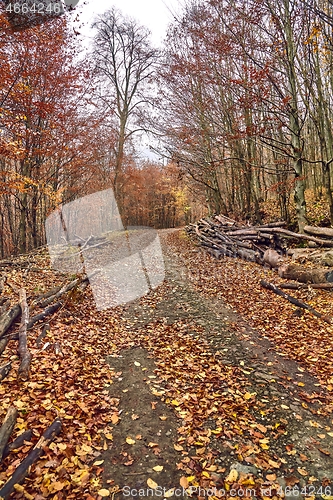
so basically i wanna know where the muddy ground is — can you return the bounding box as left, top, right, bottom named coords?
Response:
left=99, top=229, right=333, bottom=499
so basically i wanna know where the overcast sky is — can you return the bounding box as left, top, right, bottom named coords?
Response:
left=75, top=0, right=182, bottom=47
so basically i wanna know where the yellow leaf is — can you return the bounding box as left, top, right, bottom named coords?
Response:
left=164, top=489, right=175, bottom=498
left=226, top=469, right=238, bottom=483
left=202, top=471, right=210, bottom=478
left=297, top=467, right=308, bottom=476
left=93, top=460, right=104, bottom=466
left=244, top=392, right=252, bottom=400
left=14, top=400, right=25, bottom=409
left=159, top=415, right=167, bottom=420
left=297, top=382, right=305, bottom=387
left=148, top=442, right=158, bottom=447
left=126, top=437, right=135, bottom=445
left=105, top=433, right=113, bottom=441
left=147, top=478, right=158, bottom=489
left=206, top=465, right=217, bottom=472
left=98, top=489, right=110, bottom=497
left=281, top=404, right=289, bottom=409
left=134, top=361, right=141, bottom=366
left=174, top=444, right=183, bottom=451
left=171, top=400, right=180, bottom=406
left=322, top=496, right=333, bottom=500
left=153, top=465, right=164, bottom=472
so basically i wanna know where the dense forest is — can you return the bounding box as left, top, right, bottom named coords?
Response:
left=3, top=2, right=333, bottom=498
left=1, top=0, right=333, bottom=257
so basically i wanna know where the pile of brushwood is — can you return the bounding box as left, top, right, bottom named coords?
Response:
left=186, top=214, right=333, bottom=265
left=0, top=259, right=87, bottom=499
left=186, top=215, right=333, bottom=323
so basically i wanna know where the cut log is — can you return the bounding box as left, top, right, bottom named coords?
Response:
left=0, top=336, right=9, bottom=356
left=280, top=282, right=333, bottom=290
left=304, top=225, right=333, bottom=238
left=0, top=304, right=21, bottom=340
left=27, top=301, right=62, bottom=329
left=17, top=289, right=31, bottom=381
left=0, top=362, right=11, bottom=382
left=0, top=407, right=18, bottom=462
left=278, top=263, right=333, bottom=284
left=0, top=418, right=62, bottom=500
left=33, top=278, right=81, bottom=309
left=260, top=280, right=331, bottom=323
left=2, top=429, right=33, bottom=459
left=263, top=249, right=285, bottom=268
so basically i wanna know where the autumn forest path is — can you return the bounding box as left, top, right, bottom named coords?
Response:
left=101, top=229, right=333, bottom=499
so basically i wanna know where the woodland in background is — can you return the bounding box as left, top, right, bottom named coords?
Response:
left=1, top=0, right=333, bottom=258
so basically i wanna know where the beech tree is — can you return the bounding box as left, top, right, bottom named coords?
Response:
left=91, top=9, right=159, bottom=201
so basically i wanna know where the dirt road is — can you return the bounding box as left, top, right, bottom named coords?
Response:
left=101, top=229, right=333, bottom=499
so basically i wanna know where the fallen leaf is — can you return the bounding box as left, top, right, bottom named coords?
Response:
left=226, top=469, right=238, bottom=483
left=97, top=489, right=110, bottom=497
left=93, top=460, right=104, bottom=466
left=134, top=361, right=141, bottom=366
left=126, top=437, right=135, bottom=445
left=318, top=448, right=331, bottom=456
left=180, top=476, right=188, bottom=488
left=297, top=468, right=308, bottom=476
left=111, top=413, right=119, bottom=424
left=164, top=489, right=175, bottom=498
left=147, top=478, right=158, bottom=489
left=153, top=465, right=164, bottom=472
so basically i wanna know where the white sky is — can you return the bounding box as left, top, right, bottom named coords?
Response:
left=74, top=0, right=182, bottom=47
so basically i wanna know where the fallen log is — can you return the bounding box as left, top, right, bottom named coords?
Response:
left=17, top=289, right=31, bottom=381
left=0, top=362, right=11, bottom=382
left=0, top=304, right=21, bottom=340
left=0, top=407, right=18, bottom=462
left=2, top=429, right=33, bottom=460
left=304, top=225, right=333, bottom=238
left=0, top=337, right=9, bottom=356
left=0, top=418, right=62, bottom=500
left=27, top=301, right=62, bottom=329
left=33, top=278, right=82, bottom=309
left=263, top=249, right=285, bottom=268
left=260, top=280, right=331, bottom=323
left=0, top=276, right=86, bottom=340
left=278, top=263, right=333, bottom=284
left=280, top=282, right=333, bottom=290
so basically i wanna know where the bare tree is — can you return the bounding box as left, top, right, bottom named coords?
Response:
left=92, top=9, right=159, bottom=201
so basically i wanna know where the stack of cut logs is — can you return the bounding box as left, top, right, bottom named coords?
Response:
left=186, top=214, right=333, bottom=323
left=186, top=215, right=333, bottom=287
